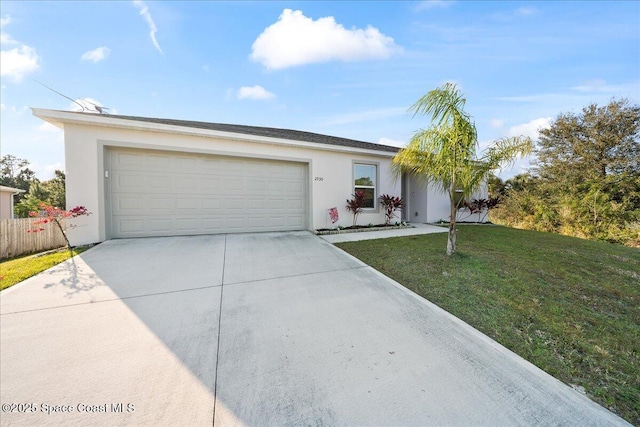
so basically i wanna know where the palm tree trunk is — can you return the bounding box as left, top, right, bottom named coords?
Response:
left=447, top=202, right=457, bottom=255
left=447, top=180, right=457, bottom=255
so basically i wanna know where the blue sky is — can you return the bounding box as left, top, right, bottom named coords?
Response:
left=1, top=0, right=638, bottom=180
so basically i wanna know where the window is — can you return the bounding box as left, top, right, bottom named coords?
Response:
left=354, top=163, right=377, bottom=209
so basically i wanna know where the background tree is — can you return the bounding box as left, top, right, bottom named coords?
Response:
left=491, top=99, right=640, bottom=246
left=14, top=181, right=49, bottom=218
left=486, top=173, right=506, bottom=199
left=14, top=172, right=67, bottom=217
left=41, top=170, right=66, bottom=209
left=393, top=83, right=532, bottom=255
left=0, top=155, right=37, bottom=202
left=536, top=99, right=639, bottom=186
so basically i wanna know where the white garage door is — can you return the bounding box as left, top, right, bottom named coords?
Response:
left=108, top=148, right=308, bottom=238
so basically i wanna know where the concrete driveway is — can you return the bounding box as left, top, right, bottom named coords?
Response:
left=0, top=232, right=629, bottom=426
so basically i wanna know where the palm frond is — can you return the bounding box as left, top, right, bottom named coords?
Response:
left=480, top=136, right=533, bottom=172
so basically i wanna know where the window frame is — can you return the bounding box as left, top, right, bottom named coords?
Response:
left=352, top=161, right=379, bottom=211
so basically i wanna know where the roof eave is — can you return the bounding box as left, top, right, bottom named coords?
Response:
left=31, top=108, right=399, bottom=158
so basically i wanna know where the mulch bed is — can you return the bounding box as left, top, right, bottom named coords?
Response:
left=315, top=224, right=412, bottom=235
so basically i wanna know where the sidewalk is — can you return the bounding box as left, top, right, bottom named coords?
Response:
left=319, top=222, right=448, bottom=243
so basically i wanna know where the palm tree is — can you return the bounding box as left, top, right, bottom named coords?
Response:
left=393, top=83, right=532, bottom=255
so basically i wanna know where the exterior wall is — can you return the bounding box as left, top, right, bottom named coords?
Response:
left=63, top=123, right=401, bottom=245
left=0, top=192, right=14, bottom=219
left=406, top=177, right=451, bottom=223
left=406, top=176, right=489, bottom=223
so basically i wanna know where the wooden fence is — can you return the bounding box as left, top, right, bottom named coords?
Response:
left=0, top=218, right=67, bottom=260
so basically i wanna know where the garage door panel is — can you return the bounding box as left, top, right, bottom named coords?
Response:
left=286, top=216, right=305, bottom=227
left=224, top=179, right=244, bottom=191
left=117, top=174, right=145, bottom=189
left=146, top=155, right=172, bottom=171
left=267, top=181, right=284, bottom=192
left=150, top=219, right=173, bottom=232
left=201, top=198, right=223, bottom=210
left=246, top=179, right=267, bottom=191
left=286, top=181, right=305, bottom=193
left=113, top=173, right=172, bottom=193
left=175, top=176, right=198, bottom=191
left=202, top=177, right=222, bottom=190
left=287, top=199, right=304, bottom=210
left=116, top=197, right=143, bottom=210
left=247, top=198, right=267, bottom=210
left=203, top=218, right=225, bottom=230
left=118, top=219, right=146, bottom=234
left=248, top=217, right=266, bottom=228
left=226, top=199, right=245, bottom=210
left=109, top=149, right=308, bottom=238
left=267, top=199, right=285, bottom=210
left=147, top=175, right=173, bottom=189
left=114, top=152, right=145, bottom=168
left=148, top=197, right=174, bottom=210
left=267, top=217, right=285, bottom=227
left=223, top=161, right=246, bottom=174
left=174, top=157, right=198, bottom=172
left=176, top=197, right=198, bottom=210
left=176, top=219, right=200, bottom=231
left=225, top=218, right=245, bottom=229
left=201, top=158, right=222, bottom=168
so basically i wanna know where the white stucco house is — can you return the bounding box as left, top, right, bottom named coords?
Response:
left=33, top=109, right=471, bottom=246
left=0, top=186, right=25, bottom=219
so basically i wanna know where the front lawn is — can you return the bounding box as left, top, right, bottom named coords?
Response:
left=336, top=225, right=639, bottom=425
left=0, top=247, right=91, bottom=291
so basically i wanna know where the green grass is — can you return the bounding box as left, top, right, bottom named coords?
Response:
left=337, top=225, right=640, bottom=425
left=0, top=247, right=90, bottom=291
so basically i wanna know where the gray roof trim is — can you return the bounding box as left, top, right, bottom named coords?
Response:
left=61, top=110, right=401, bottom=154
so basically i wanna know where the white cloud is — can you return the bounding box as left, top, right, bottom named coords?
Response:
left=1, top=46, right=39, bottom=82
left=507, top=117, right=552, bottom=140
left=325, top=107, right=406, bottom=125
left=378, top=137, right=406, bottom=148
left=570, top=78, right=637, bottom=94
left=250, top=9, right=399, bottom=70
left=0, top=15, right=40, bottom=82
left=515, top=7, right=537, bottom=16
left=0, top=32, right=13, bottom=44
left=68, top=97, right=105, bottom=113
left=0, top=103, right=5, bottom=110
left=237, top=85, right=276, bottom=100
left=81, top=46, right=110, bottom=63
left=490, top=118, right=505, bottom=129
left=414, top=1, right=454, bottom=12
left=1, top=15, right=15, bottom=44
left=133, top=1, right=164, bottom=56
left=572, top=79, right=608, bottom=92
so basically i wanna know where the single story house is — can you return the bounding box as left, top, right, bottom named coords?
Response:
left=33, top=109, right=476, bottom=246
left=0, top=185, right=25, bottom=219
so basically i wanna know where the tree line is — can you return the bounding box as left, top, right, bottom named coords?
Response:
left=0, top=155, right=66, bottom=217
left=490, top=99, right=640, bottom=247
